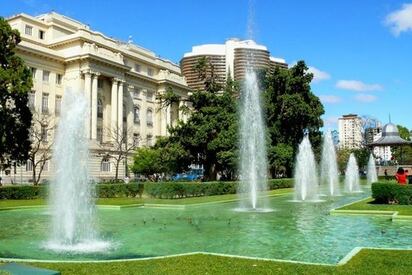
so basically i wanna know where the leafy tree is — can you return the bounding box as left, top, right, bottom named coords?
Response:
left=353, top=147, right=371, bottom=170
left=337, top=148, right=352, bottom=174
left=392, top=125, right=412, bottom=164
left=264, top=61, right=324, bottom=177
left=0, top=17, right=32, bottom=171
left=130, top=147, right=163, bottom=180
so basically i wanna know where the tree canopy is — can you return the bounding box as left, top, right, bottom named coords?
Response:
left=264, top=61, right=324, bottom=177
left=0, top=17, right=32, bottom=169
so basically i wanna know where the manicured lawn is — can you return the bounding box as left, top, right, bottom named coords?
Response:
left=337, top=197, right=412, bottom=216
left=2, top=249, right=411, bottom=275
left=0, top=188, right=292, bottom=209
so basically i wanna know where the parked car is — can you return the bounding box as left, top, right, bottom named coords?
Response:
left=172, top=168, right=204, bottom=181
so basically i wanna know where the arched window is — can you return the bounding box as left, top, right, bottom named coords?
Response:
left=133, top=106, right=140, bottom=124
left=147, top=109, right=153, bottom=126
left=97, top=98, right=103, bottom=118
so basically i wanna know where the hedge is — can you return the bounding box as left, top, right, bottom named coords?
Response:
left=0, top=179, right=293, bottom=200
left=0, top=183, right=144, bottom=200
left=372, top=182, right=412, bottom=205
left=145, top=178, right=293, bottom=199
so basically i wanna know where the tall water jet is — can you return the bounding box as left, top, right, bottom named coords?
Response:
left=238, top=69, right=268, bottom=210
left=367, top=154, right=378, bottom=184
left=46, top=89, right=108, bottom=252
left=294, top=136, right=319, bottom=201
left=320, top=131, right=340, bottom=196
left=344, top=153, right=361, bottom=193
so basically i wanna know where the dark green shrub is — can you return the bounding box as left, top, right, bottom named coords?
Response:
left=0, top=185, right=45, bottom=199
left=372, top=182, right=412, bottom=205
left=144, top=179, right=293, bottom=199
left=96, top=183, right=144, bottom=198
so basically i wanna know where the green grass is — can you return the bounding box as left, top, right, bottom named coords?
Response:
left=2, top=249, right=412, bottom=275
left=337, top=197, right=412, bottom=216
left=0, top=189, right=292, bottom=209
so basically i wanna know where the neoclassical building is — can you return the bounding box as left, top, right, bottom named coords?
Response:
left=6, top=12, right=190, bottom=182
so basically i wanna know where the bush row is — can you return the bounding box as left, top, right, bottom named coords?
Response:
left=0, top=183, right=144, bottom=200
left=0, top=179, right=293, bottom=200
left=145, top=178, right=294, bottom=199
left=372, top=182, right=412, bottom=205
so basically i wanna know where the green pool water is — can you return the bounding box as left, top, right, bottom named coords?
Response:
left=1, top=187, right=412, bottom=264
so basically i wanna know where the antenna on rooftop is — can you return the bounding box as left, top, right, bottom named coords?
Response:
left=389, top=113, right=392, bottom=123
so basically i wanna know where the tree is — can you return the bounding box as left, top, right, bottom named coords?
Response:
left=27, top=112, right=54, bottom=185
left=392, top=125, right=412, bottom=164
left=337, top=148, right=352, bottom=174
left=130, top=147, right=163, bottom=180
left=0, top=17, right=32, bottom=171
left=264, top=61, right=324, bottom=177
left=100, top=125, right=139, bottom=180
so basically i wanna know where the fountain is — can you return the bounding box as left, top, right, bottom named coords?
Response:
left=344, top=153, right=362, bottom=193
left=320, top=131, right=340, bottom=196
left=46, top=89, right=109, bottom=252
left=367, top=154, right=378, bottom=184
left=238, top=69, right=269, bottom=211
left=294, top=135, right=320, bottom=201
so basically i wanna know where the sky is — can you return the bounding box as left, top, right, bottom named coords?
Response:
left=2, top=0, right=412, bottom=130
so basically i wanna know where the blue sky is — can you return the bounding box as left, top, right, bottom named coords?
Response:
left=3, top=0, right=412, bottom=129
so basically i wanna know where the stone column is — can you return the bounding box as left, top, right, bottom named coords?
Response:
left=111, top=79, right=118, bottom=138
left=117, top=81, right=124, bottom=136
left=91, top=73, right=99, bottom=140
left=84, top=72, right=92, bottom=139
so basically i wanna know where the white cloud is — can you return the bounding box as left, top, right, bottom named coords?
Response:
left=336, top=80, right=383, bottom=92
left=323, top=116, right=339, bottom=127
left=385, top=3, right=412, bottom=36
left=319, top=95, right=342, bottom=104
left=308, top=66, right=331, bottom=83
left=354, top=94, right=377, bottom=103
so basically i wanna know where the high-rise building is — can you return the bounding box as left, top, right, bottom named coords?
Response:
left=5, top=12, right=190, bottom=182
left=338, top=114, right=363, bottom=149
left=180, top=38, right=287, bottom=90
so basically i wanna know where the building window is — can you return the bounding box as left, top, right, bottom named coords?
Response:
left=41, top=126, right=48, bottom=142
left=43, top=161, right=49, bottom=172
left=41, top=93, right=49, bottom=114
left=55, top=95, right=62, bottom=115
left=135, top=64, right=141, bottom=72
left=97, top=98, right=103, bottom=118
left=147, top=135, right=153, bottom=146
left=147, top=109, right=153, bottom=126
left=42, top=70, right=50, bottom=82
left=26, top=160, right=33, bottom=172
left=56, top=74, right=62, bottom=85
left=133, top=87, right=140, bottom=99
left=100, top=159, right=111, bottom=172
left=30, top=67, right=36, bottom=79
left=39, top=30, right=45, bottom=40
left=97, top=127, right=103, bottom=143
left=133, top=106, right=140, bottom=124
left=147, top=67, right=154, bottom=76
left=25, top=25, right=33, bottom=35
left=146, top=91, right=153, bottom=101
left=98, top=79, right=103, bottom=89
left=28, top=91, right=35, bottom=110
left=133, top=133, right=140, bottom=146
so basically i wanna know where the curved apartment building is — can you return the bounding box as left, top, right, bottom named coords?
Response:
left=180, top=38, right=287, bottom=90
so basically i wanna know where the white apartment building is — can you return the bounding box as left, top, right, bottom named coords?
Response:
left=338, top=114, right=363, bottom=149
left=180, top=38, right=287, bottom=90
left=5, top=12, right=190, bottom=183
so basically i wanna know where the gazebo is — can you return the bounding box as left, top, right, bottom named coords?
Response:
left=368, top=123, right=412, bottom=164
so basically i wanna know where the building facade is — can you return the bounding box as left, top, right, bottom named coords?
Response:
left=180, top=38, right=287, bottom=90
left=5, top=12, right=190, bottom=183
left=338, top=114, right=363, bottom=149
